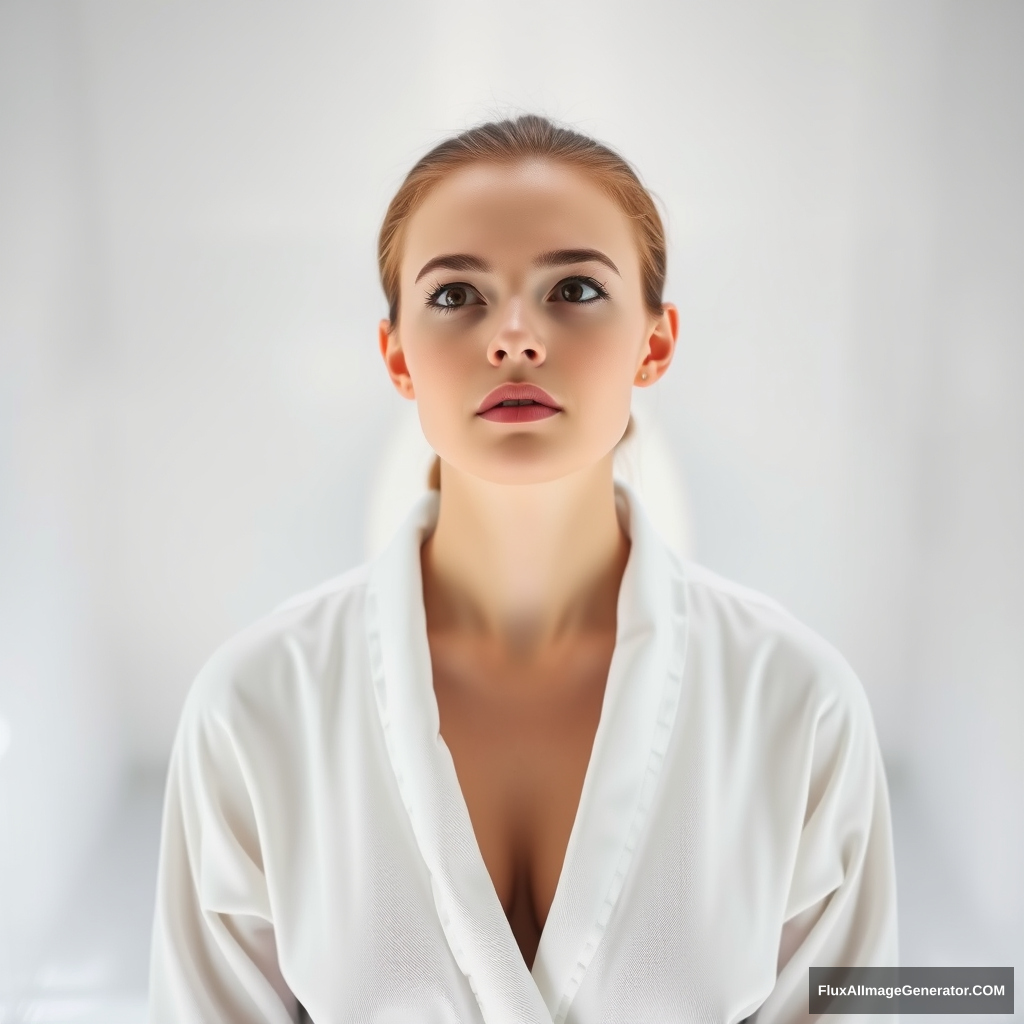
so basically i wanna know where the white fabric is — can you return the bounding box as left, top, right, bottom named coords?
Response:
left=148, top=481, right=898, bottom=1024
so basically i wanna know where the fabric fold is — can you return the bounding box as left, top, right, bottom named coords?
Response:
left=364, top=481, right=688, bottom=1024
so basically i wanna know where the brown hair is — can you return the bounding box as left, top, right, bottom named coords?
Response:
left=379, top=114, right=667, bottom=329
left=377, top=113, right=666, bottom=488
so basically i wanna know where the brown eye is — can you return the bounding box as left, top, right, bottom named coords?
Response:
left=553, top=277, right=605, bottom=303
left=427, top=282, right=484, bottom=313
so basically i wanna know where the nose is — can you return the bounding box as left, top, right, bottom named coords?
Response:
left=486, top=296, right=546, bottom=367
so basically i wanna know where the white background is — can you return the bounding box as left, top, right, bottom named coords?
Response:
left=1, top=1, right=1021, bottom=1019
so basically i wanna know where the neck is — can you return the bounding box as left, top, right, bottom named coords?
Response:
left=420, top=455, right=630, bottom=661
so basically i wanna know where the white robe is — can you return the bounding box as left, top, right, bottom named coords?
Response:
left=148, top=481, right=898, bottom=1024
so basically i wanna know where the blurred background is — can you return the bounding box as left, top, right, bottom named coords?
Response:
left=1, top=1, right=1021, bottom=1020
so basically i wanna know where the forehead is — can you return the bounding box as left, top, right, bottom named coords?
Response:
left=402, top=160, right=640, bottom=275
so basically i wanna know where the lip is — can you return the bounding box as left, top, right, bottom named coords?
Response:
left=476, top=382, right=562, bottom=414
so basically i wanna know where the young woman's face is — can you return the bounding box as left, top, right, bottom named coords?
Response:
left=379, top=159, right=676, bottom=487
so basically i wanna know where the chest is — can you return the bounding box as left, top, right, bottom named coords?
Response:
left=428, top=633, right=614, bottom=970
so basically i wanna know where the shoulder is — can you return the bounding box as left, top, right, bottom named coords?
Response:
left=674, top=561, right=888, bottom=861
left=678, top=559, right=874, bottom=734
left=680, top=559, right=792, bottom=620
left=178, top=562, right=372, bottom=739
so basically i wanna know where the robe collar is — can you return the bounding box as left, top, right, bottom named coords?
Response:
left=364, top=480, right=689, bottom=1024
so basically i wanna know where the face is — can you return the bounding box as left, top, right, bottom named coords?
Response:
left=378, top=159, right=677, bottom=487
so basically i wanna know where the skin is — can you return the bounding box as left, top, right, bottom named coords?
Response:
left=377, top=158, right=679, bottom=967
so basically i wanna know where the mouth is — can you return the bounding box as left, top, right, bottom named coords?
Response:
left=478, top=401, right=560, bottom=424
left=477, top=382, right=562, bottom=414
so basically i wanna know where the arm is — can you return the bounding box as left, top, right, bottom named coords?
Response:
left=752, top=683, right=899, bottom=1024
left=148, top=694, right=300, bottom=1024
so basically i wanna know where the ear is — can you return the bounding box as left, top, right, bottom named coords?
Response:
left=378, top=318, right=416, bottom=400
left=634, top=302, right=679, bottom=386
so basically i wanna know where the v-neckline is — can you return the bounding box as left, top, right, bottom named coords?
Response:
left=364, top=481, right=689, bottom=1024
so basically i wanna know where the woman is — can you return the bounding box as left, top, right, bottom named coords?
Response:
left=148, top=115, right=898, bottom=1024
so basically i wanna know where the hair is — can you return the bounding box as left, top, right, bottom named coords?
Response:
left=376, top=113, right=667, bottom=489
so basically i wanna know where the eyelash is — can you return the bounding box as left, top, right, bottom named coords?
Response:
left=423, top=275, right=610, bottom=315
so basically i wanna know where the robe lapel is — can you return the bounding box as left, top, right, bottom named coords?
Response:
left=529, top=483, right=688, bottom=1023
left=365, top=490, right=554, bottom=1024
left=364, top=482, right=688, bottom=1024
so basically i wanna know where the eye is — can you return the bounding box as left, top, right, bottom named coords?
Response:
left=425, top=282, right=484, bottom=314
left=551, top=276, right=608, bottom=304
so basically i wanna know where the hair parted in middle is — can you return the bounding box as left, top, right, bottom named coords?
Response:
left=377, top=113, right=668, bottom=489
left=377, top=113, right=668, bottom=334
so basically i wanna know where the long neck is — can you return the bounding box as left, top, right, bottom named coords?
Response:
left=420, top=453, right=629, bottom=661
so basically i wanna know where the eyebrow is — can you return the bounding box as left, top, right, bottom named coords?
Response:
left=414, top=247, right=620, bottom=283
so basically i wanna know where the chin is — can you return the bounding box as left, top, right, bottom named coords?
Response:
left=453, top=446, right=616, bottom=488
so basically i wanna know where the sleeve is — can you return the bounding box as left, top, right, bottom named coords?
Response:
left=148, top=690, right=301, bottom=1024
left=750, top=679, right=900, bottom=1024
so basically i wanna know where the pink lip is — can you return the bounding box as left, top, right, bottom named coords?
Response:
left=476, top=382, right=562, bottom=416
left=479, top=403, right=559, bottom=423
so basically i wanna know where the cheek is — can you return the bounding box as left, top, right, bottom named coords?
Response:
left=403, top=336, right=469, bottom=432
left=563, top=325, right=639, bottom=400
left=568, top=326, right=642, bottom=436
left=405, top=335, right=455, bottom=394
